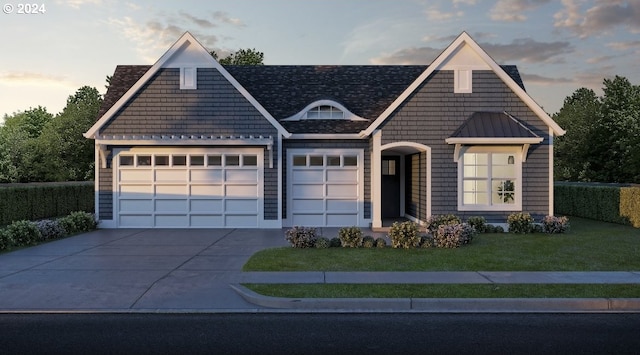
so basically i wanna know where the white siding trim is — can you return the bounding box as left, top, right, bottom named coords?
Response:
left=549, top=128, right=554, bottom=216
left=371, top=131, right=382, bottom=228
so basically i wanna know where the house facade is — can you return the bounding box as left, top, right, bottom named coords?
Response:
left=84, top=32, right=565, bottom=229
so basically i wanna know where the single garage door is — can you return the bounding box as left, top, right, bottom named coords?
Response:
left=287, top=149, right=363, bottom=227
left=116, top=148, right=262, bottom=228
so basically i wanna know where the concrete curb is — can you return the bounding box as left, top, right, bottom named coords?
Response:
left=231, top=284, right=640, bottom=313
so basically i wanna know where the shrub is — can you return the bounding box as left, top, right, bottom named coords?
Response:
left=35, top=219, right=67, bottom=241
left=420, top=235, right=434, bottom=248
left=388, top=221, right=421, bottom=249
left=339, top=227, right=364, bottom=248
left=507, top=212, right=534, bottom=234
left=329, top=237, right=342, bottom=248
left=494, top=225, right=505, bottom=233
left=432, top=223, right=475, bottom=248
left=0, top=228, right=12, bottom=250
left=542, top=215, right=570, bottom=234
left=285, top=226, right=318, bottom=248
left=375, top=238, right=387, bottom=248
left=57, top=211, right=97, bottom=235
left=426, top=214, right=462, bottom=234
left=4, top=220, right=41, bottom=246
left=362, top=236, right=375, bottom=248
left=314, top=237, right=330, bottom=249
left=466, top=216, right=487, bottom=233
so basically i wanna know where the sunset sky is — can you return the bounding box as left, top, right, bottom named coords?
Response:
left=2, top=0, right=639, bottom=119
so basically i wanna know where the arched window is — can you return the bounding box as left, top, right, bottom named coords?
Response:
left=305, top=105, right=344, bottom=119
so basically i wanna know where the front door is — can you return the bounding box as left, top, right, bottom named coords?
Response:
left=381, top=156, right=401, bottom=218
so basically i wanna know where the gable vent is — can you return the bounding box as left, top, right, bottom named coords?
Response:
left=180, top=67, right=197, bottom=89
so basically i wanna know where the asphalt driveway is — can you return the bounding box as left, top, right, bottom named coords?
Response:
left=0, top=228, right=289, bottom=311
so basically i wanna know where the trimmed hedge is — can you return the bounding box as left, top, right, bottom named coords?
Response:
left=0, top=182, right=94, bottom=227
left=554, top=182, right=640, bottom=228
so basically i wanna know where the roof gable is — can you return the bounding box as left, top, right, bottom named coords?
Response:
left=84, top=32, right=290, bottom=139
left=360, top=32, right=565, bottom=137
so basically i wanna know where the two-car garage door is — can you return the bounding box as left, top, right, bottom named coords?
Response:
left=115, top=148, right=262, bottom=228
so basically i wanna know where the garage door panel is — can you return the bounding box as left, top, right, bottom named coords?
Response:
left=327, top=184, right=358, bottom=198
left=327, top=214, right=358, bottom=226
left=155, top=199, right=188, bottom=213
left=155, top=215, right=189, bottom=227
left=155, top=169, right=187, bottom=182
left=292, top=214, right=324, bottom=226
left=292, top=199, right=323, bottom=212
left=190, top=184, right=223, bottom=197
left=292, top=170, right=323, bottom=183
left=190, top=215, right=224, bottom=227
left=326, top=170, right=358, bottom=182
left=225, top=215, right=258, bottom=227
left=156, top=185, right=188, bottom=199
left=326, top=199, right=358, bottom=212
left=292, top=184, right=324, bottom=198
left=119, top=215, right=153, bottom=228
left=226, top=169, right=258, bottom=182
left=226, top=184, right=258, bottom=197
left=120, top=199, right=153, bottom=212
left=191, top=169, right=222, bottom=183
left=120, top=170, right=152, bottom=182
left=225, top=199, right=258, bottom=213
left=190, top=199, right=223, bottom=213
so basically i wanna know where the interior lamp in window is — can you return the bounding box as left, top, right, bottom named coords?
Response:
left=508, top=155, right=515, bottom=165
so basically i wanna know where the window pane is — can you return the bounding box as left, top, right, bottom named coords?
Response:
left=463, top=180, right=488, bottom=193
left=208, top=155, right=222, bottom=166
left=293, top=155, right=307, bottom=166
left=327, top=156, right=341, bottom=166
left=137, top=155, right=151, bottom=166
left=493, top=165, right=515, bottom=178
left=464, top=166, right=488, bottom=178
left=493, top=179, right=516, bottom=204
left=464, top=153, right=488, bottom=165
left=343, top=156, right=357, bottom=166
left=172, top=155, right=186, bottom=166
left=120, top=156, right=133, bottom=166
left=309, top=156, right=324, bottom=166
left=464, top=192, right=488, bottom=205
left=155, top=156, right=169, bottom=166
left=306, top=110, right=319, bottom=119
left=225, top=155, right=240, bottom=166
left=190, top=155, right=204, bottom=166
left=382, top=159, right=396, bottom=175
left=243, top=155, right=257, bottom=166
left=493, top=153, right=513, bottom=165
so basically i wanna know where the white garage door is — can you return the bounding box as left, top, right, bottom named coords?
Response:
left=115, top=148, right=262, bottom=228
left=287, top=149, right=363, bottom=227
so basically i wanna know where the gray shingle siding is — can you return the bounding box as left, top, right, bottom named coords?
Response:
left=380, top=70, right=551, bottom=222
left=96, top=67, right=279, bottom=222
left=282, top=139, right=371, bottom=219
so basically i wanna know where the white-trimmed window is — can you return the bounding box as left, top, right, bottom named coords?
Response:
left=458, top=146, right=521, bottom=211
left=305, top=105, right=344, bottom=120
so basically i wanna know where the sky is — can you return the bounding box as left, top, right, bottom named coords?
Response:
left=1, top=0, right=640, bottom=121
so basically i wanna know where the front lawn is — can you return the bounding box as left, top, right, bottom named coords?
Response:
left=244, top=217, right=640, bottom=272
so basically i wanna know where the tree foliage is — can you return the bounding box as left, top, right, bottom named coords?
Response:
left=210, top=48, right=264, bottom=65
left=554, top=76, right=640, bottom=183
left=0, top=86, right=102, bottom=182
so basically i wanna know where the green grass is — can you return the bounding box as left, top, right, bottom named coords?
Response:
left=244, top=284, right=640, bottom=298
left=243, top=217, right=640, bottom=272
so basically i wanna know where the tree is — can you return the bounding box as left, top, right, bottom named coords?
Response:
left=210, top=48, right=264, bottom=65
left=33, top=86, right=102, bottom=181
left=553, top=76, right=640, bottom=183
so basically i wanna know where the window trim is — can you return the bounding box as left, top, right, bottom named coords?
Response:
left=456, top=146, right=522, bottom=212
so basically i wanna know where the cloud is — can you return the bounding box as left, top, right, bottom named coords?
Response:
left=179, top=12, right=216, bottom=28
left=481, top=38, right=573, bottom=63
left=370, top=46, right=442, bottom=65
left=490, top=0, right=551, bottom=22
left=587, top=55, right=617, bottom=64
left=212, top=11, right=246, bottom=27
left=555, top=0, right=640, bottom=38
left=425, top=6, right=464, bottom=21
left=0, top=71, right=76, bottom=87
left=453, top=0, right=477, bottom=6
left=607, top=40, right=640, bottom=51
left=56, top=0, right=102, bottom=8
left=520, top=73, right=573, bottom=85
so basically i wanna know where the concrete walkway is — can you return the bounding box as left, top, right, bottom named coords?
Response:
left=0, top=228, right=638, bottom=313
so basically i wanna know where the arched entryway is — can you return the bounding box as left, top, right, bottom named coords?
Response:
left=372, top=141, right=431, bottom=228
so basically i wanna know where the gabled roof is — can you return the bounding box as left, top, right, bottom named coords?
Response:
left=360, top=32, right=565, bottom=137
left=84, top=32, right=290, bottom=139
left=447, top=111, right=542, bottom=143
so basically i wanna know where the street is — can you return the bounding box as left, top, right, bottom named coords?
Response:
left=0, top=313, right=638, bottom=354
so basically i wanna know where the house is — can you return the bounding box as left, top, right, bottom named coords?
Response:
left=84, top=31, right=565, bottom=229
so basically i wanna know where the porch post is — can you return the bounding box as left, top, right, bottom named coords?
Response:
left=372, top=130, right=382, bottom=228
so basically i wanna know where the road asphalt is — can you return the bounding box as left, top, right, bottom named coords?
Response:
left=0, top=228, right=638, bottom=313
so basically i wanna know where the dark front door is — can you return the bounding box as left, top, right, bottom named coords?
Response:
left=381, top=156, right=401, bottom=218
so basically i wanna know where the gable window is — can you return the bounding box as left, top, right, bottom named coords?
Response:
left=305, top=105, right=344, bottom=120
left=458, top=147, right=521, bottom=211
